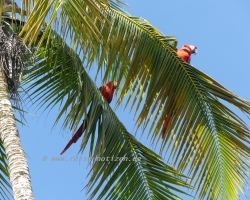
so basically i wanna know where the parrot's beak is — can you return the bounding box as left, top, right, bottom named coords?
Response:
left=193, top=49, right=197, bottom=55
left=113, top=80, right=118, bottom=88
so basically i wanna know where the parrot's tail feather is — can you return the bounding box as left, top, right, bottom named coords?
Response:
left=60, top=140, right=74, bottom=155
left=60, top=121, right=86, bottom=155
left=162, top=116, right=172, bottom=139
left=72, top=123, right=85, bottom=143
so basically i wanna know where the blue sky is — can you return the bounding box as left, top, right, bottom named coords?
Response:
left=14, top=0, right=250, bottom=200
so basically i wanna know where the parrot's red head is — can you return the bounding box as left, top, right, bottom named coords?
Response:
left=183, top=45, right=197, bottom=55
left=106, top=80, right=117, bottom=89
left=102, top=80, right=117, bottom=103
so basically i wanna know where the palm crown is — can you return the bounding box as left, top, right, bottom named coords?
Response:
left=0, top=1, right=249, bottom=200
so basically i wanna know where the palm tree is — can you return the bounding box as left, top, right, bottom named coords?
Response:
left=0, top=2, right=35, bottom=199
left=0, top=1, right=191, bottom=199
left=1, top=0, right=250, bottom=199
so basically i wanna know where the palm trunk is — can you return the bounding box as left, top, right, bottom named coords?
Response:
left=0, top=65, right=34, bottom=199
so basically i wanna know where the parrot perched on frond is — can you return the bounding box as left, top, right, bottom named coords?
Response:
left=60, top=80, right=118, bottom=155
left=176, top=44, right=197, bottom=64
left=162, top=44, right=197, bottom=139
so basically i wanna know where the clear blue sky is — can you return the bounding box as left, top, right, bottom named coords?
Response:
left=15, top=1, right=250, bottom=200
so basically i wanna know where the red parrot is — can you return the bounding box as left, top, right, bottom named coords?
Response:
left=60, top=80, right=118, bottom=155
left=176, top=44, right=197, bottom=64
left=162, top=45, right=197, bottom=139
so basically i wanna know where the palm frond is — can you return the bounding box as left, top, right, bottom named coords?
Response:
left=86, top=124, right=193, bottom=200
left=74, top=5, right=250, bottom=199
left=19, top=1, right=250, bottom=199
left=23, top=31, right=193, bottom=200
left=19, top=0, right=127, bottom=46
left=139, top=63, right=250, bottom=199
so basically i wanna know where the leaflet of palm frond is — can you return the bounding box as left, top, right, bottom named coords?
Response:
left=0, top=25, right=31, bottom=96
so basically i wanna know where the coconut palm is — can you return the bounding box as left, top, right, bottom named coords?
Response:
left=0, top=1, right=191, bottom=200
left=1, top=0, right=250, bottom=199
left=0, top=1, right=34, bottom=199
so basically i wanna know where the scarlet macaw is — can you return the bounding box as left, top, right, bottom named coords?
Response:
left=176, top=44, right=197, bottom=64
left=60, top=80, right=118, bottom=155
left=162, top=45, right=197, bottom=139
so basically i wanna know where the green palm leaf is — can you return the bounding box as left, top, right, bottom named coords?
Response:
left=19, top=0, right=127, bottom=46
left=19, top=1, right=250, bottom=199
left=86, top=129, right=192, bottom=200
left=23, top=30, right=192, bottom=199
left=76, top=5, right=250, bottom=199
